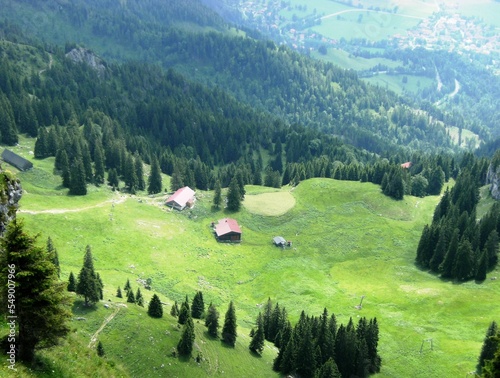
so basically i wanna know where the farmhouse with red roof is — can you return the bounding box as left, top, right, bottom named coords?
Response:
left=166, top=186, right=195, bottom=211
left=214, top=218, right=242, bottom=243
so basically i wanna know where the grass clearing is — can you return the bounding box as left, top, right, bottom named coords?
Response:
left=7, top=137, right=500, bottom=377
left=243, top=190, right=296, bottom=216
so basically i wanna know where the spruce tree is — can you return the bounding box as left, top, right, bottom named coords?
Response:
left=178, top=301, right=190, bottom=325
left=221, top=301, right=237, bottom=347
left=191, top=291, right=205, bottom=319
left=213, top=179, right=222, bottom=209
left=148, top=156, right=162, bottom=194
left=226, top=177, right=241, bottom=212
left=116, top=286, right=123, bottom=298
left=47, top=237, right=60, bottom=278
left=124, top=278, right=131, bottom=292
left=482, top=337, right=500, bottom=378
left=452, top=239, right=475, bottom=281
left=316, top=358, right=341, bottom=378
left=67, top=271, right=76, bottom=292
left=108, top=168, right=119, bottom=189
left=97, top=341, right=105, bottom=357
left=69, top=158, right=87, bottom=195
left=0, top=220, right=71, bottom=362
left=170, top=301, right=180, bottom=317
left=94, top=142, right=105, bottom=185
left=249, top=312, right=265, bottom=354
left=478, top=321, right=499, bottom=373
left=170, top=168, right=184, bottom=191
left=205, top=303, right=220, bottom=338
left=147, top=294, right=163, bottom=318
left=134, top=153, right=145, bottom=191
left=127, top=288, right=136, bottom=303
left=96, top=273, right=103, bottom=300
left=136, top=287, right=144, bottom=307
left=76, top=245, right=101, bottom=306
left=177, top=316, right=195, bottom=356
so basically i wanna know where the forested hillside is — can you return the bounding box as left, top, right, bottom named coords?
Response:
left=0, top=0, right=463, bottom=156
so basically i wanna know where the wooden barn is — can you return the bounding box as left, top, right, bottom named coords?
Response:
left=1, top=149, right=33, bottom=171
left=214, top=218, right=242, bottom=243
left=166, top=186, right=195, bottom=211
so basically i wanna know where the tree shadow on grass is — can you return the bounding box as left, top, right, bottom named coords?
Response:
left=72, top=299, right=99, bottom=316
left=249, top=349, right=263, bottom=359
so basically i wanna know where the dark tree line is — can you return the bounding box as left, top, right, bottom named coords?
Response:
left=252, top=298, right=381, bottom=378
left=415, top=153, right=499, bottom=281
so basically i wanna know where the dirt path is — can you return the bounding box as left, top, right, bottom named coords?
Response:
left=38, top=53, right=53, bottom=75
left=19, top=195, right=128, bottom=215
left=88, top=304, right=126, bottom=349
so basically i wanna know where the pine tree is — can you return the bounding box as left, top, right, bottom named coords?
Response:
left=482, top=337, right=500, bottom=378
left=116, top=286, right=123, bottom=298
left=226, top=177, right=241, bottom=212
left=191, top=291, right=205, bottom=319
left=170, top=168, right=184, bottom=191
left=249, top=312, right=265, bottom=354
left=170, top=301, right=180, bottom=317
left=178, top=301, right=190, bottom=325
left=317, top=357, right=341, bottom=378
left=108, top=168, right=119, bottom=189
left=124, top=153, right=138, bottom=194
left=136, top=287, right=144, bottom=307
left=96, top=273, right=103, bottom=300
left=147, top=294, right=163, bottom=318
left=476, top=249, right=489, bottom=281
left=76, top=245, right=101, bottom=306
left=452, top=239, right=475, bottom=281
left=46, top=237, right=60, bottom=278
left=177, top=316, right=195, bottom=356
left=135, top=153, right=145, bottom=191
left=205, top=303, right=220, bottom=338
left=69, top=158, right=87, bottom=195
left=127, top=288, right=136, bottom=303
left=221, top=301, right=237, bottom=347
left=478, top=321, right=499, bottom=373
left=148, top=156, right=162, bottom=194
left=213, top=179, right=222, bottom=209
left=97, top=341, right=105, bottom=357
left=0, top=220, right=71, bottom=362
left=67, top=271, right=76, bottom=292
left=124, top=278, right=131, bottom=292
left=94, top=142, right=105, bottom=185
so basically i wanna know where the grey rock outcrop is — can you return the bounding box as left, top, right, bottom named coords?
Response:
left=487, top=161, right=500, bottom=200
left=65, top=47, right=106, bottom=78
left=0, top=172, right=22, bottom=235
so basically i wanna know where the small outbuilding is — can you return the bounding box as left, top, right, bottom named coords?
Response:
left=273, top=236, right=286, bottom=247
left=214, top=218, right=242, bottom=243
left=166, top=186, right=195, bottom=211
left=1, top=149, right=33, bottom=171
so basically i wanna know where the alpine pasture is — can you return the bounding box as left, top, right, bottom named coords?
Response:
left=6, top=137, right=500, bottom=377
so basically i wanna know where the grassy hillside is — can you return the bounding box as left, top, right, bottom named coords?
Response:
left=2, top=136, right=499, bottom=377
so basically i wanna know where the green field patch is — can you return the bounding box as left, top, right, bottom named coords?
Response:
left=243, top=191, right=296, bottom=216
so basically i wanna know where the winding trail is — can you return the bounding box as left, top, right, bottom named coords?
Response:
left=88, top=303, right=126, bottom=349
left=18, top=195, right=127, bottom=215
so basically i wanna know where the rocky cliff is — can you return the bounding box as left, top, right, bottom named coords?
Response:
left=487, top=159, right=500, bottom=200
left=0, top=170, right=22, bottom=235
left=65, top=47, right=106, bottom=78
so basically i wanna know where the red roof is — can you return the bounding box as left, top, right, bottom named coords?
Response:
left=401, top=162, right=412, bottom=169
left=215, top=218, right=241, bottom=237
left=166, top=186, right=195, bottom=208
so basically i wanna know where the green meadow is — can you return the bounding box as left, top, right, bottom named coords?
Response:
left=3, top=137, right=500, bottom=377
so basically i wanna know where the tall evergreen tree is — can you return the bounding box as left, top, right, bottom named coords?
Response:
left=0, top=220, right=71, bottom=362
left=147, top=156, right=163, bottom=194
left=69, top=158, right=87, bottom=195
left=170, top=168, right=184, bottom=192
left=127, top=288, right=136, bottom=303
left=76, top=245, right=101, bottom=306
left=178, top=299, right=190, bottom=325
left=67, top=271, right=76, bottom=292
left=147, top=294, right=163, bottom=318
left=191, top=291, right=205, bottom=319
left=134, top=153, right=145, bottom=191
left=213, top=179, right=222, bottom=209
left=177, top=316, right=195, bottom=356
left=116, top=286, right=123, bottom=298
left=482, top=336, right=500, bottom=378
left=107, top=168, right=119, bottom=189
left=170, top=301, right=180, bottom=317
left=97, top=340, right=105, bottom=357
left=478, top=321, right=499, bottom=374
left=205, top=303, right=220, bottom=337
left=452, top=239, right=475, bottom=281
left=124, top=153, right=138, bottom=194
left=226, top=177, right=241, bottom=212
left=316, top=358, right=341, bottom=378
left=94, top=142, right=106, bottom=185
left=221, top=301, right=237, bottom=346
left=249, top=312, right=265, bottom=354
left=136, top=287, right=144, bottom=307
left=46, top=237, right=60, bottom=278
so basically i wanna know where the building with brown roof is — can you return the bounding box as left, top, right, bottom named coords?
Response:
left=214, top=218, right=241, bottom=243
